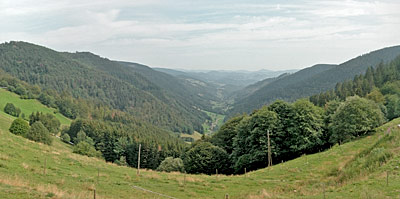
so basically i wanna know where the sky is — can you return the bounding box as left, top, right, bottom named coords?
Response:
left=0, top=0, right=400, bottom=71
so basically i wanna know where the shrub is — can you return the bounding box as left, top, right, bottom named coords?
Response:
left=182, top=141, right=230, bottom=174
left=60, top=133, right=71, bottom=143
left=73, top=141, right=101, bottom=157
left=157, top=157, right=185, bottom=173
left=4, top=103, right=21, bottom=117
left=25, top=121, right=52, bottom=145
left=9, top=118, right=30, bottom=136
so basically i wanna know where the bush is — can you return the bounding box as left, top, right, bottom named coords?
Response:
left=182, top=141, right=230, bottom=174
left=25, top=121, right=52, bottom=145
left=157, top=157, right=185, bottom=173
left=4, top=103, right=21, bottom=117
left=61, top=133, right=71, bottom=143
left=73, top=141, right=102, bottom=157
left=9, top=118, right=30, bottom=136
left=114, top=156, right=128, bottom=166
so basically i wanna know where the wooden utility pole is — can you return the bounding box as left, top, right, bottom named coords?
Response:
left=267, top=130, right=272, bottom=167
left=137, top=144, right=141, bottom=175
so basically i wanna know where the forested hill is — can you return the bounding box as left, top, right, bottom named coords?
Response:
left=229, top=45, right=400, bottom=117
left=118, top=61, right=220, bottom=113
left=0, top=41, right=210, bottom=133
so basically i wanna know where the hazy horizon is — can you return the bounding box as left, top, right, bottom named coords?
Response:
left=1, top=0, right=399, bottom=70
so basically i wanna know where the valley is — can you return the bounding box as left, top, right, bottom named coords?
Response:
left=2, top=1, right=400, bottom=198
left=1, top=42, right=400, bottom=199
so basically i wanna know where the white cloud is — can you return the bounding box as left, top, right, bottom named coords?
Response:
left=0, top=0, right=399, bottom=70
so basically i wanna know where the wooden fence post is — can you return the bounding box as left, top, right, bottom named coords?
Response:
left=387, top=171, right=389, bottom=186
left=43, top=157, right=47, bottom=175
left=93, top=189, right=96, bottom=199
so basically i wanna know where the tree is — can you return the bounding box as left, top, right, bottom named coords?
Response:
left=74, top=130, right=87, bottom=144
left=182, top=141, right=230, bottom=175
left=231, top=107, right=278, bottom=173
left=157, top=157, right=185, bottom=173
left=329, top=96, right=384, bottom=144
left=291, top=99, right=324, bottom=154
left=29, top=112, right=61, bottom=134
left=9, top=118, right=29, bottom=136
left=25, top=121, right=52, bottom=145
left=4, top=103, right=21, bottom=117
left=211, top=115, right=245, bottom=154
left=267, top=100, right=296, bottom=161
left=366, top=89, right=385, bottom=104
left=384, top=94, right=400, bottom=120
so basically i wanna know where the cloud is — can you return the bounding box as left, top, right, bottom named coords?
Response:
left=0, top=0, right=399, bottom=70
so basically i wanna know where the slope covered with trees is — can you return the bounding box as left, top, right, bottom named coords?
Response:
left=0, top=41, right=210, bottom=133
left=0, top=84, right=186, bottom=170
left=230, top=46, right=400, bottom=117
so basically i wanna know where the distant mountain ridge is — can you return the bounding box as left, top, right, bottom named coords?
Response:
left=155, top=68, right=298, bottom=88
left=228, top=45, right=400, bottom=116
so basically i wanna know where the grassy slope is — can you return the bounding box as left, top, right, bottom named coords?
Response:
left=0, top=88, right=70, bottom=126
left=1, top=91, right=400, bottom=198
left=180, top=131, right=203, bottom=143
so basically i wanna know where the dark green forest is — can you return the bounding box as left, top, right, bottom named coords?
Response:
left=0, top=41, right=215, bottom=134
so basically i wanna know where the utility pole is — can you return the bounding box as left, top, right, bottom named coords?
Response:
left=267, top=130, right=272, bottom=167
left=137, top=144, right=141, bottom=175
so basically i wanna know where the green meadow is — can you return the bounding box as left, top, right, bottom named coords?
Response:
left=0, top=88, right=70, bottom=126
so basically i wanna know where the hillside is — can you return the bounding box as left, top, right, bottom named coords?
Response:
left=232, top=72, right=292, bottom=101
left=0, top=88, right=70, bottom=125
left=230, top=45, right=400, bottom=116
left=1, top=98, right=400, bottom=198
left=119, top=61, right=220, bottom=113
left=0, top=41, right=210, bottom=133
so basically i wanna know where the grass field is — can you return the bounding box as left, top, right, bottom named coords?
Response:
left=0, top=88, right=71, bottom=126
left=1, top=89, right=400, bottom=198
